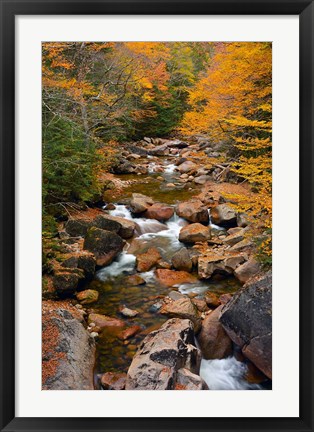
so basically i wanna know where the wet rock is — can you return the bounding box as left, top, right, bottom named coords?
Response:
left=179, top=223, right=211, bottom=243
left=168, top=290, right=185, bottom=301
left=124, top=274, right=146, bottom=286
left=177, top=161, right=198, bottom=173
left=191, top=298, right=209, bottom=312
left=119, top=306, right=139, bottom=318
left=129, top=193, right=154, bottom=214
left=166, top=139, right=188, bottom=149
left=171, top=248, right=193, bottom=272
left=176, top=199, right=209, bottom=223
left=104, top=203, right=116, bottom=211
left=76, top=289, right=99, bottom=305
left=204, top=292, right=221, bottom=308
left=144, top=203, right=174, bottom=221
left=118, top=325, right=141, bottom=340
left=175, top=368, right=209, bottom=390
left=155, top=269, right=198, bottom=287
left=160, top=298, right=201, bottom=332
left=198, top=252, right=245, bottom=279
left=114, top=160, right=136, bottom=174
left=99, top=214, right=135, bottom=239
left=136, top=247, right=161, bottom=272
left=100, top=372, right=127, bottom=390
left=125, top=318, right=201, bottom=390
left=148, top=143, right=169, bottom=156
left=197, top=305, right=233, bottom=359
left=88, top=313, right=125, bottom=329
left=128, top=144, right=148, bottom=156
left=83, top=227, right=124, bottom=267
left=234, top=258, right=261, bottom=284
left=194, top=175, right=211, bottom=185
left=219, top=271, right=272, bottom=379
left=94, top=214, right=121, bottom=233
left=156, top=260, right=172, bottom=270
left=65, top=218, right=91, bottom=237
left=42, top=303, right=95, bottom=390
left=210, top=204, right=237, bottom=228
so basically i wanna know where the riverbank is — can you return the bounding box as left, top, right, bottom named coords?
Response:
left=42, top=135, right=272, bottom=390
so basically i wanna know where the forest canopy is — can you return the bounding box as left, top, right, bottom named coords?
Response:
left=42, top=41, right=271, bottom=261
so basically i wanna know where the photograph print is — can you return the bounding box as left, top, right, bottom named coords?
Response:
left=42, top=42, right=272, bottom=391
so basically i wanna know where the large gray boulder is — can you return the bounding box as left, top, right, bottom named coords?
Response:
left=210, top=204, right=237, bottom=227
left=125, top=318, right=202, bottom=390
left=219, top=271, right=272, bottom=379
left=42, top=303, right=95, bottom=390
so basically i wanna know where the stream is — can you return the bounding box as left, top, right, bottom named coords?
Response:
left=86, top=157, right=265, bottom=390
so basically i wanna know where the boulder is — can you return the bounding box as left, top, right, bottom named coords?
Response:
left=53, top=269, right=84, bottom=297
left=219, top=271, right=272, bottom=379
left=129, top=193, right=154, bottom=214
left=99, top=214, right=135, bottom=239
left=160, top=298, right=201, bottom=332
left=175, top=368, right=209, bottom=390
left=176, top=199, right=209, bottom=223
left=222, top=228, right=247, bottom=246
left=197, top=306, right=233, bottom=359
left=125, top=318, right=201, bottom=390
left=234, top=258, right=261, bottom=284
left=88, top=313, right=125, bottom=329
left=144, top=203, right=174, bottom=222
left=94, top=215, right=121, bottom=233
left=198, top=252, right=245, bottom=279
left=191, top=298, right=209, bottom=312
left=114, top=160, right=136, bottom=174
left=177, top=161, right=198, bottom=173
left=77, top=253, right=96, bottom=280
left=171, top=248, right=193, bottom=272
left=230, top=238, right=253, bottom=252
left=42, top=303, right=95, bottom=390
left=65, top=218, right=91, bottom=237
left=194, top=175, right=211, bottom=185
left=237, top=212, right=249, bottom=228
left=210, top=204, right=237, bottom=227
left=148, top=143, right=169, bottom=156
left=155, top=269, right=198, bottom=287
left=179, top=223, right=211, bottom=243
left=136, top=247, right=161, bottom=272
left=83, top=227, right=124, bottom=267
left=165, top=139, right=188, bottom=149
left=61, top=252, right=96, bottom=281
left=76, top=289, right=99, bottom=305
left=100, top=372, right=126, bottom=390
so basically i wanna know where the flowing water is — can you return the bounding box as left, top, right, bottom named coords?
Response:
left=87, top=159, right=265, bottom=390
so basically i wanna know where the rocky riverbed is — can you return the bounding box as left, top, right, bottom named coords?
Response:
left=42, top=135, right=272, bottom=391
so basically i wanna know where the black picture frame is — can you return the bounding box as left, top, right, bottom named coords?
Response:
left=0, top=1, right=313, bottom=431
